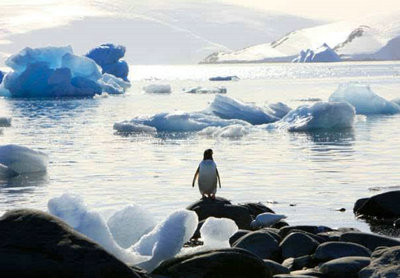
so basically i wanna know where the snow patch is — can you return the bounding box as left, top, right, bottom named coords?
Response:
left=292, top=43, right=341, bottom=63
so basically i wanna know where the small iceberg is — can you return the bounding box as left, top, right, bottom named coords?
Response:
left=250, top=213, right=286, bottom=229
left=143, top=84, right=172, bottom=94
left=0, top=117, right=11, bottom=127
left=0, top=144, right=48, bottom=177
left=270, top=101, right=355, bottom=131
left=184, top=86, right=227, bottom=94
left=207, top=95, right=279, bottom=125
left=292, top=43, right=341, bottom=63
left=0, top=45, right=130, bottom=98
left=329, top=83, right=400, bottom=115
left=209, top=75, right=239, bottom=81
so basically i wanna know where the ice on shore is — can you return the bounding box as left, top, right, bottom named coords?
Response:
left=107, top=205, right=156, bottom=248
left=0, top=144, right=48, bottom=176
left=86, top=44, right=129, bottom=81
left=200, top=217, right=238, bottom=249
left=143, top=84, right=172, bottom=94
left=48, top=194, right=198, bottom=271
left=250, top=213, right=286, bottom=229
left=207, top=95, right=279, bottom=125
left=292, top=43, right=341, bottom=63
left=0, top=117, right=11, bottom=127
left=270, top=101, right=355, bottom=131
left=0, top=45, right=130, bottom=98
left=115, top=112, right=248, bottom=133
left=184, top=86, right=227, bottom=94
left=329, top=83, right=400, bottom=115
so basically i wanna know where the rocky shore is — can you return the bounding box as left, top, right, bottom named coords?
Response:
left=0, top=192, right=399, bottom=278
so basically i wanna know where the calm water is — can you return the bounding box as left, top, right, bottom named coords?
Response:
left=1, top=62, right=400, bottom=234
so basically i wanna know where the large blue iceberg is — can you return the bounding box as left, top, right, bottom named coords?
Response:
left=0, top=70, right=4, bottom=84
left=0, top=45, right=130, bottom=98
left=86, top=44, right=129, bottom=81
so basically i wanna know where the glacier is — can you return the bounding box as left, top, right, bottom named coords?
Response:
left=269, top=101, right=355, bottom=132
left=86, top=44, right=129, bottom=81
left=48, top=193, right=198, bottom=271
left=0, top=144, right=48, bottom=177
left=329, top=83, right=400, bottom=115
left=0, top=45, right=130, bottom=98
left=292, top=43, right=341, bottom=63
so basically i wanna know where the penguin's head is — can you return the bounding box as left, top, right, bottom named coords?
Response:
left=203, top=149, right=213, bottom=160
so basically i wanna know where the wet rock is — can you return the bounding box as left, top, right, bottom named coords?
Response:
left=229, top=229, right=251, bottom=246
left=319, top=256, right=371, bottom=278
left=279, top=225, right=333, bottom=238
left=271, top=221, right=290, bottom=229
left=0, top=209, right=142, bottom=278
left=290, top=269, right=325, bottom=277
left=282, top=255, right=316, bottom=271
left=233, top=231, right=280, bottom=261
left=317, top=231, right=342, bottom=242
left=395, top=218, right=400, bottom=227
left=187, top=197, right=253, bottom=229
left=259, top=228, right=283, bottom=243
left=152, top=248, right=272, bottom=278
left=358, top=246, right=400, bottom=278
left=280, top=232, right=319, bottom=259
left=314, top=242, right=371, bottom=262
left=263, top=259, right=290, bottom=275
left=273, top=275, right=320, bottom=278
left=239, top=202, right=275, bottom=217
left=339, top=232, right=400, bottom=251
left=353, top=198, right=369, bottom=214
left=354, top=191, right=400, bottom=219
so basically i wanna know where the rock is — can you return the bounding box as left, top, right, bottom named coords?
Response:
left=371, top=246, right=390, bottom=259
left=263, top=259, right=290, bottom=275
left=319, top=256, right=370, bottom=278
left=0, top=209, right=142, bottom=278
left=271, top=221, right=290, bottom=229
left=273, top=275, right=320, bottom=278
left=339, top=232, right=400, bottom=251
left=279, top=225, right=333, bottom=238
left=192, top=219, right=205, bottom=239
left=290, top=269, right=325, bottom=277
left=233, top=231, right=280, bottom=261
left=358, top=246, right=400, bottom=278
left=353, top=198, right=369, bottom=214
left=317, top=231, right=342, bottom=242
left=152, top=248, right=272, bottom=278
left=288, top=229, right=327, bottom=244
left=239, top=202, right=275, bottom=217
left=395, top=218, right=400, bottom=227
left=187, top=197, right=253, bottom=229
left=259, top=229, right=283, bottom=243
left=354, top=191, right=400, bottom=219
left=229, top=229, right=251, bottom=246
left=314, top=242, right=371, bottom=262
left=280, top=232, right=320, bottom=259
left=282, top=255, right=316, bottom=271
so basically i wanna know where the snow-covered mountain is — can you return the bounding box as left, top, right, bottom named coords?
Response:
left=202, top=12, right=400, bottom=63
left=0, top=0, right=320, bottom=65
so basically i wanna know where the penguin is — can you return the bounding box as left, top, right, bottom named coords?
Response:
left=192, top=149, right=221, bottom=199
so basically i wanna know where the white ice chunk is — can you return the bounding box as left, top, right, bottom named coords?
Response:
left=329, top=83, right=400, bottom=115
left=143, top=84, right=171, bottom=94
left=0, top=117, right=11, bottom=127
left=184, top=86, right=227, bottom=94
left=200, top=217, right=238, bottom=249
left=0, top=144, right=48, bottom=174
left=131, top=209, right=198, bottom=272
left=207, top=95, right=279, bottom=124
left=270, top=101, right=355, bottom=131
left=266, top=102, right=292, bottom=119
left=99, top=73, right=131, bottom=94
left=113, top=122, right=157, bottom=134
left=250, top=213, right=287, bottom=228
left=292, top=43, right=341, bottom=63
left=107, top=205, right=157, bottom=248
left=198, top=125, right=252, bottom=138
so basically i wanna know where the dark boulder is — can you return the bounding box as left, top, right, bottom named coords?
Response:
left=282, top=255, right=317, bottom=271
left=339, top=232, right=400, bottom=251
left=263, top=260, right=290, bottom=276
left=314, top=242, right=371, bottom=262
left=229, top=229, right=251, bottom=246
left=0, top=209, right=142, bottom=278
left=279, top=225, right=333, bottom=238
left=233, top=231, right=280, bottom=261
left=273, top=275, right=320, bottom=278
left=187, top=197, right=253, bottom=229
left=354, top=191, right=400, bottom=219
left=358, top=246, right=400, bottom=278
left=319, top=256, right=370, bottom=278
left=271, top=220, right=290, bottom=229
left=152, top=248, right=272, bottom=278
left=290, top=269, right=325, bottom=277
left=239, top=202, right=275, bottom=217
left=259, top=228, right=283, bottom=243
left=279, top=232, right=320, bottom=259
left=353, top=198, right=369, bottom=214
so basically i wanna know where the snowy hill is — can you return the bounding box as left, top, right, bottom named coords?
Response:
left=202, top=12, right=400, bottom=63
left=0, top=0, right=320, bottom=65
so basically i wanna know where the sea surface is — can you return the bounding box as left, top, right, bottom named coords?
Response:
left=1, top=62, right=400, bottom=235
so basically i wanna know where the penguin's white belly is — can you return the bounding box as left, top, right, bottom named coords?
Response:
left=198, top=161, right=217, bottom=195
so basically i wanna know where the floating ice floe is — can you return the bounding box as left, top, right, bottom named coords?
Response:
left=0, top=144, right=48, bottom=178
left=48, top=193, right=198, bottom=271
left=143, top=84, right=172, bottom=94
left=184, top=86, right=227, bottom=94
left=292, top=43, right=341, bottom=63
left=86, top=44, right=129, bottom=81
left=250, top=213, right=286, bottom=229
left=265, top=102, right=292, bottom=119
left=209, top=75, right=239, bottom=81
left=114, top=111, right=249, bottom=133
left=198, top=125, right=252, bottom=139
left=329, top=83, right=400, bottom=115
left=207, top=95, right=279, bottom=125
left=0, top=117, right=11, bottom=127
left=0, top=45, right=130, bottom=98
left=113, top=122, right=157, bottom=134
left=269, top=101, right=355, bottom=131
